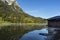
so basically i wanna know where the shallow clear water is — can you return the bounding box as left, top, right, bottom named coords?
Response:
left=20, top=28, right=48, bottom=40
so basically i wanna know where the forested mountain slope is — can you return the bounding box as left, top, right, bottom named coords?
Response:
left=0, top=0, right=47, bottom=23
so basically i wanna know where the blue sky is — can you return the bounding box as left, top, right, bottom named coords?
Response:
left=16, top=0, right=60, bottom=19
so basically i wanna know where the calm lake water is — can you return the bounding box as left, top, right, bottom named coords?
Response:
left=20, top=28, right=48, bottom=40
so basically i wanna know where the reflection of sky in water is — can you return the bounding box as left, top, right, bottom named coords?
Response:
left=20, top=28, right=48, bottom=40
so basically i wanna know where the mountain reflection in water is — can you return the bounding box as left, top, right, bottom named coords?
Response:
left=20, top=28, right=48, bottom=40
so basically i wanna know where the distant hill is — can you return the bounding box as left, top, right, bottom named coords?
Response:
left=0, top=0, right=47, bottom=23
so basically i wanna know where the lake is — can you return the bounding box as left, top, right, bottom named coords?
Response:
left=20, top=28, right=48, bottom=40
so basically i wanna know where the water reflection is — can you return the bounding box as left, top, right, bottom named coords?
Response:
left=20, top=28, right=48, bottom=40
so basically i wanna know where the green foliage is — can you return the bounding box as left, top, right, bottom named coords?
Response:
left=0, top=0, right=47, bottom=23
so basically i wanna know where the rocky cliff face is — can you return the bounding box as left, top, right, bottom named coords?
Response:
left=2, top=0, right=16, bottom=5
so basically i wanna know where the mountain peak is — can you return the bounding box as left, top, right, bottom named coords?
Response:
left=2, top=0, right=16, bottom=5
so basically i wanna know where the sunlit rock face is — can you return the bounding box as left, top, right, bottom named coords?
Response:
left=2, top=0, right=16, bottom=5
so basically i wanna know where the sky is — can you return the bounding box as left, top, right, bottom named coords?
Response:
left=16, top=0, right=60, bottom=19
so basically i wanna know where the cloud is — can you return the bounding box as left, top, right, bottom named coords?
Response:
left=24, top=9, right=43, bottom=18
left=25, top=10, right=40, bottom=13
